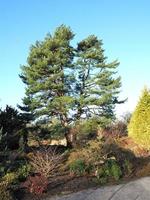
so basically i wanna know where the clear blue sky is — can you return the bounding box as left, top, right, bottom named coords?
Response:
left=0, top=0, right=150, bottom=117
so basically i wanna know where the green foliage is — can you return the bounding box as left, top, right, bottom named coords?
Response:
left=17, top=163, right=31, bottom=181
left=110, top=160, right=122, bottom=180
left=20, top=25, right=75, bottom=125
left=69, top=159, right=86, bottom=175
left=102, top=141, right=135, bottom=175
left=75, top=118, right=99, bottom=142
left=0, top=181, right=14, bottom=200
left=75, top=35, right=122, bottom=124
left=47, top=119, right=66, bottom=139
left=128, top=87, right=150, bottom=149
left=67, top=139, right=134, bottom=184
left=1, top=162, right=31, bottom=184
left=124, top=159, right=133, bottom=174
left=96, top=159, right=122, bottom=183
left=2, top=172, right=17, bottom=184
left=0, top=154, right=31, bottom=200
left=0, top=105, right=27, bottom=150
left=19, top=25, right=123, bottom=145
left=67, top=140, right=103, bottom=166
left=66, top=140, right=106, bottom=176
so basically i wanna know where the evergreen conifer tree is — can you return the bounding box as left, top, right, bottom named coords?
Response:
left=19, top=25, right=123, bottom=147
left=75, top=35, right=122, bottom=126
left=20, top=25, right=75, bottom=146
left=128, top=87, right=150, bottom=149
left=20, top=26, right=75, bottom=122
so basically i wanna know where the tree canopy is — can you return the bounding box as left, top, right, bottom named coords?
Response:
left=0, top=105, right=26, bottom=150
left=19, top=25, right=123, bottom=146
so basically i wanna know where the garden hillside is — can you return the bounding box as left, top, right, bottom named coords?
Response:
left=0, top=25, right=149, bottom=200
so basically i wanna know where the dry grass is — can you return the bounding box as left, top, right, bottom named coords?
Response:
left=136, top=162, right=150, bottom=177
left=116, top=137, right=150, bottom=157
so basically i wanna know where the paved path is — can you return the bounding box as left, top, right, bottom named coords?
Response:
left=47, top=177, right=150, bottom=200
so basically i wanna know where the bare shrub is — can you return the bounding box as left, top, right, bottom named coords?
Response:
left=98, top=121, right=128, bottom=139
left=97, top=113, right=131, bottom=139
left=28, top=146, right=64, bottom=178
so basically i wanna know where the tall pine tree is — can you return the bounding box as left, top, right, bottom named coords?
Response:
left=19, top=25, right=123, bottom=147
left=19, top=25, right=75, bottom=146
left=20, top=25, right=74, bottom=123
left=75, top=35, right=122, bottom=126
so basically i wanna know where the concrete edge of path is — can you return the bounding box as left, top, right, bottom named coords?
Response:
left=47, top=176, right=150, bottom=200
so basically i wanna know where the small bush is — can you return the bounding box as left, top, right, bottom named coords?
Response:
left=67, top=139, right=134, bottom=182
left=29, top=146, right=64, bottom=178
left=2, top=172, right=17, bottom=184
left=66, top=140, right=103, bottom=174
left=75, top=119, right=100, bottom=144
left=17, top=163, right=31, bottom=181
left=124, top=159, right=133, bottom=175
left=110, top=160, right=122, bottom=180
left=102, top=141, right=135, bottom=176
left=22, top=174, right=48, bottom=195
left=0, top=181, right=14, bottom=200
left=96, top=159, right=122, bottom=183
left=0, top=105, right=26, bottom=150
left=69, top=159, right=86, bottom=175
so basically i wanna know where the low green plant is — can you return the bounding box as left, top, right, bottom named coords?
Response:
left=2, top=172, right=17, bottom=184
left=1, top=162, right=31, bottom=185
left=66, top=140, right=107, bottom=176
left=124, top=159, right=133, bottom=174
left=17, top=163, right=31, bottom=181
left=0, top=181, right=14, bottom=200
left=110, top=160, right=122, bottom=180
left=69, top=159, right=86, bottom=175
left=96, top=159, right=122, bottom=183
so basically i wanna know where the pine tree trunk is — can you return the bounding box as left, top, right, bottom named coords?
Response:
left=65, top=127, right=77, bottom=148
left=61, top=114, right=77, bottom=148
left=23, top=129, right=28, bottom=152
left=65, top=129, right=73, bottom=148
